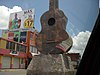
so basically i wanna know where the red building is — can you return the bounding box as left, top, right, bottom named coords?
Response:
left=66, top=53, right=81, bottom=69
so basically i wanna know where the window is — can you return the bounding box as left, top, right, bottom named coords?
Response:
left=30, top=45, right=37, bottom=53
left=19, top=45, right=26, bottom=53
left=16, top=44, right=20, bottom=52
left=6, top=41, right=10, bottom=49
left=10, top=42, right=15, bottom=51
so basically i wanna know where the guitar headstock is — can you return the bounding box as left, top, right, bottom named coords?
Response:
left=49, top=0, right=59, bottom=11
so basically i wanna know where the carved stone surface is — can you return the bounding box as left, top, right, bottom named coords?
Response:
left=36, top=0, right=73, bottom=54
left=27, top=54, right=75, bottom=75
left=27, top=0, right=74, bottom=75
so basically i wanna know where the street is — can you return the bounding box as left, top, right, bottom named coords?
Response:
left=0, top=69, right=26, bottom=75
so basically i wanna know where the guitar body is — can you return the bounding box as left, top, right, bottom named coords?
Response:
left=36, top=0, right=73, bottom=54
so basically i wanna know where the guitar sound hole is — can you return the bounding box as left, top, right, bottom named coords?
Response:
left=48, top=18, right=55, bottom=26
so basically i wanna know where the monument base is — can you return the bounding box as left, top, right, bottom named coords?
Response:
left=27, top=54, right=76, bottom=75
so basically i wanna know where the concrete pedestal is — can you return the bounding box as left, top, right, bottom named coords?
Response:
left=27, top=54, right=75, bottom=75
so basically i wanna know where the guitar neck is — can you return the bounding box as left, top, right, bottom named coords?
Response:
left=49, top=0, right=59, bottom=10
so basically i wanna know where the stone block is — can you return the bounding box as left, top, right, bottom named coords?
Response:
left=27, top=54, right=75, bottom=75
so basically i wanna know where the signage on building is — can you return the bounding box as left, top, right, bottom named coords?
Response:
left=8, top=32, right=14, bottom=41
left=14, top=31, right=20, bottom=42
left=10, top=51, right=18, bottom=55
left=9, top=9, right=35, bottom=30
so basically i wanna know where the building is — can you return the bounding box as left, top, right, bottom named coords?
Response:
left=66, top=53, right=81, bottom=69
left=0, top=28, right=38, bottom=69
left=0, top=9, right=39, bottom=69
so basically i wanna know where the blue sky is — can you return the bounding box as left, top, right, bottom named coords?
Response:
left=0, top=0, right=99, bottom=36
left=0, top=30, right=2, bottom=37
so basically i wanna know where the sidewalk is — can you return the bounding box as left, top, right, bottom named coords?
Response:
left=0, top=69, right=26, bottom=75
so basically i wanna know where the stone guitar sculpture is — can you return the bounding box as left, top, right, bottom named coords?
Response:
left=27, top=1, right=74, bottom=74
left=36, top=0, right=73, bottom=54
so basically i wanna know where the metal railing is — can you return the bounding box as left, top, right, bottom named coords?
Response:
left=0, top=38, right=27, bottom=53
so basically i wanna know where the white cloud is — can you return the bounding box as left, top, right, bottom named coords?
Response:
left=69, top=31, right=91, bottom=56
left=0, top=6, right=22, bottom=29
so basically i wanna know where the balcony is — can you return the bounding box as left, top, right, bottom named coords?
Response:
left=0, top=37, right=27, bottom=58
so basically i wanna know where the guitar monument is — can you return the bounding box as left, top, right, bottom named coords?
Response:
left=27, top=0, right=75, bottom=75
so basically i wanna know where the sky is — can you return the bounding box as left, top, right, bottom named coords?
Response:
left=99, top=0, right=100, bottom=7
left=0, top=0, right=99, bottom=56
left=0, top=30, right=2, bottom=37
